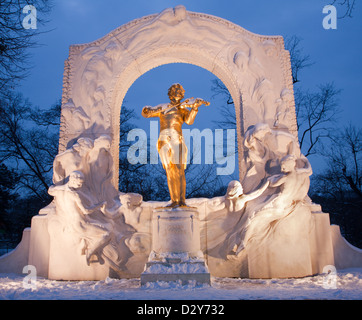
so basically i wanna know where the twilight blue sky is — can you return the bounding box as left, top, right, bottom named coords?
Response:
left=19, top=0, right=362, bottom=175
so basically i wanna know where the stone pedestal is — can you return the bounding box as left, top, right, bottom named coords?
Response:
left=47, top=216, right=110, bottom=281
left=247, top=204, right=313, bottom=279
left=28, top=215, right=50, bottom=278
left=141, top=207, right=210, bottom=285
left=309, top=211, right=335, bottom=274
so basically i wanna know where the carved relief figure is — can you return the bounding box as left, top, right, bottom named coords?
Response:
left=202, top=179, right=269, bottom=259
left=87, top=134, right=116, bottom=202
left=242, top=123, right=299, bottom=193
left=242, top=154, right=313, bottom=251
left=267, top=154, right=312, bottom=209
left=48, top=171, right=110, bottom=265
left=225, top=180, right=269, bottom=213
left=220, top=179, right=270, bottom=257
left=48, top=170, right=137, bottom=274
left=62, top=99, right=91, bottom=133
left=52, top=137, right=93, bottom=185
left=215, top=123, right=312, bottom=257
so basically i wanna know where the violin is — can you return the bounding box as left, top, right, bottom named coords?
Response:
left=142, top=98, right=210, bottom=117
left=179, top=97, right=210, bottom=108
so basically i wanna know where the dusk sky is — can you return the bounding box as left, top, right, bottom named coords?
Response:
left=18, top=0, right=362, bottom=175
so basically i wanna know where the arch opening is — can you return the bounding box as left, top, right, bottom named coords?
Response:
left=110, top=48, right=244, bottom=189
left=118, top=63, right=240, bottom=200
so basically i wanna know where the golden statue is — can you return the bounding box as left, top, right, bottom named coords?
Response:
left=142, top=83, right=210, bottom=208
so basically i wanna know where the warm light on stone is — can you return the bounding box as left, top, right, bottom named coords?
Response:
left=1, top=6, right=361, bottom=281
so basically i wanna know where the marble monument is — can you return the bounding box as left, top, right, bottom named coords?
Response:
left=1, top=6, right=361, bottom=281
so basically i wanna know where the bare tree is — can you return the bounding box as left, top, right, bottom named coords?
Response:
left=284, top=36, right=313, bottom=85
left=29, top=99, right=61, bottom=127
left=0, top=161, right=18, bottom=213
left=321, top=124, right=362, bottom=198
left=331, top=0, right=356, bottom=18
left=185, top=161, right=224, bottom=199
left=295, top=83, right=341, bottom=157
left=0, top=0, right=52, bottom=91
left=0, top=91, right=58, bottom=200
left=282, top=37, right=342, bottom=157
left=311, top=124, right=362, bottom=207
left=211, top=79, right=236, bottom=129
left=310, top=123, right=362, bottom=247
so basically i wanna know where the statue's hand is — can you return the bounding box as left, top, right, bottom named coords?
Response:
left=100, top=202, right=107, bottom=213
left=142, top=107, right=149, bottom=115
left=196, top=98, right=210, bottom=107
left=190, top=99, right=205, bottom=110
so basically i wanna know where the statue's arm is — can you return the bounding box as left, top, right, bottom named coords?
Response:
left=101, top=203, right=123, bottom=219
left=268, top=173, right=287, bottom=187
left=244, top=180, right=269, bottom=201
left=184, top=98, right=209, bottom=125
left=184, top=107, right=198, bottom=125
left=48, top=184, right=66, bottom=197
left=142, top=105, right=162, bottom=118
left=48, top=185, right=57, bottom=197
left=75, top=194, right=105, bottom=215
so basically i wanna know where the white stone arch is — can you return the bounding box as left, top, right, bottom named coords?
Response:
left=59, top=5, right=297, bottom=189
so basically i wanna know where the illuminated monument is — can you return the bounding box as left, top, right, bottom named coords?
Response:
left=1, top=6, right=361, bottom=281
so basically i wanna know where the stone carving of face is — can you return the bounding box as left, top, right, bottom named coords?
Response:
left=227, top=180, right=243, bottom=198
left=68, top=171, right=85, bottom=189
left=75, top=137, right=94, bottom=156
left=280, top=155, right=296, bottom=173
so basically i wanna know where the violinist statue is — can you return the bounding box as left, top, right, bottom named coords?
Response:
left=142, top=83, right=209, bottom=208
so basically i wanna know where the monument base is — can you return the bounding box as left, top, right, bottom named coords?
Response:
left=141, top=251, right=210, bottom=285
left=141, top=207, right=210, bottom=286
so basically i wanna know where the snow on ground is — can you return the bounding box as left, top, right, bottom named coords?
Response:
left=0, top=268, right=361, bottom=300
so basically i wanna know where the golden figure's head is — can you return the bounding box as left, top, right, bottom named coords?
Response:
left=168, top=83, right=185, bottom=104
